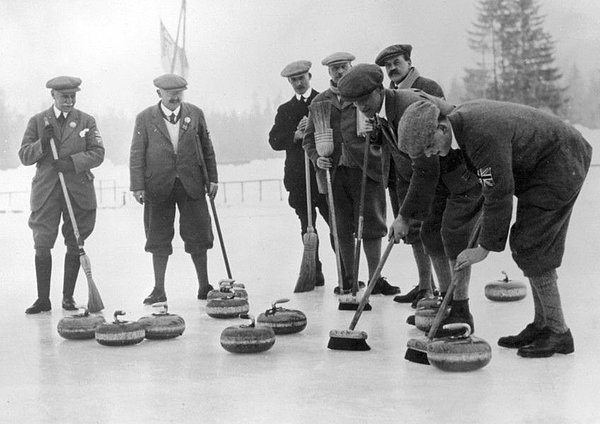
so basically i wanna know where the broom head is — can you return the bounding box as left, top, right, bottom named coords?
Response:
left=328, top=329, right=370, bottom=351
left=294, top=228, right=318, bottom=293
left=338, top=295, right=372, bottom=311
left=405, top=336, right=431, bottom=364
left=79, top=252, right=104, bottom=313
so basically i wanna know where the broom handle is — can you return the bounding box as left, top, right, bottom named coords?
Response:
left=351, top=135, right=370, bottom=296
left=426, top=213, right=482, bottom=339
left=194, top=134, right=232, bottom=280
left=44, top=117, right=82, bottom=247
left=348, top=238, right=395, bottom=330
left=325, top=168, right=344, bottom=292
left=304, top=152, right=314, bottom=230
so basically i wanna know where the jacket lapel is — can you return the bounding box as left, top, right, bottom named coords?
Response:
left=61, top=109, right=79, bottom=141
left=178, top=103, right=190, bottom=143
left=152, top=104, right=171, bottom=142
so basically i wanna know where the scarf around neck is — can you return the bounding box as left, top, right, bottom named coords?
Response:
left=395, top=67, right=420, bottom=89
left=329, top=80, right=340, bottom=95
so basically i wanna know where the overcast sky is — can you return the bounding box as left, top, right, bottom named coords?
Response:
left=1, top=0, right=599, bottom=117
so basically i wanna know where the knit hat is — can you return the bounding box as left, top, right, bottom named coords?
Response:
left=397, top=100, right=440, bottom=158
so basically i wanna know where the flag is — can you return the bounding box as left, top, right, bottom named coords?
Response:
left=160, top=20, right=189, bottom=78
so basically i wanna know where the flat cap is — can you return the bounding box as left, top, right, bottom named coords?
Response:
left=153, top=74, right=188, bottom=90
left=397, top=100, right=440, bottom=158
left=337, top=64, right=384, bottom=102
left=321, top=52, right=355, bottom=67
left=281, top=60, right=312, bottom=78
left=375, top=44, right=413, bottom=66
left=46, top=76, right=82, bottom=93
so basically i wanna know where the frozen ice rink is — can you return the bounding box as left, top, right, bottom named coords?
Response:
left=1, top=160, right=599, bottom=424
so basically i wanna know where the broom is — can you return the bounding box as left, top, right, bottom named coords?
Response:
left=328, top=238, right=395, bottom=351
left=404, top=213, right=482, bottom=364
left=293, top=152, right=318, bottom=293
left=44, top=117, right=104, bottom=313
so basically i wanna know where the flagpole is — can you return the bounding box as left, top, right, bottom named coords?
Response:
left=170, top=0, right=185, bottom=73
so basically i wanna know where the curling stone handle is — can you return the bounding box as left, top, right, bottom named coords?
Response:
left=272, top=298, right=290, bottom=308
left=239, top=313, right=256, bottom=328
left=219, top=278, right=235, bottom=287
left=113, top=310, right=126, bottom=323
left=501, top=270, right=509, bottom=282
left=152, top=302, right=168, bottom=314
left=442, top=323, right=472, bottom=337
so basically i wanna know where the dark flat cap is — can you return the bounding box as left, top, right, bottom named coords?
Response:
left=46, top=76, right=82, bottom=93
left=337, top=64, right=384, bottom=102
left=321, top=52, right=355, bottom=67
left=375, top=44, right=413, bottom=66
left=153, top=74, right=188, bottom=90
left=281, top=60, right=312, bottom=77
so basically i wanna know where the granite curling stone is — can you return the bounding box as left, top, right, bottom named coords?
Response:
left=220, top=314, right=276, bottom=353
left=207, top=279, right=248, bottom=300
left=256, top=298, right=307, bottom=335
left=57, top=308, right=106, bottom=340
left=206, top=294, right=250, bottom=319
left=415, top=304, right=450, bottom=333
left=484, top=271, right=527, bottom=302
left=138, top=302, right=185, bottom=339
left=95, top=310, right=145, bottom=346
left=427, top=323, right=492, bottom=372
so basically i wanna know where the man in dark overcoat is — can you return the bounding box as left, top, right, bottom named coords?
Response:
left=130, top=74, right=218, bottom=303
left=19, top=76, right=105, bottom=314
left=398, top=98, right=592, bottom=357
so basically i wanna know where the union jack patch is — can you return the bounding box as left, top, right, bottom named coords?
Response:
left=477, top=167, right=495, bottom=187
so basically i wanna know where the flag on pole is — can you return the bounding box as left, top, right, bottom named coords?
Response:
left=160, top=20, right=189, bottom=77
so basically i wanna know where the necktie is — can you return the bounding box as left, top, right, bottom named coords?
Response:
left=57, top=114, right=66, bottom=126
left=169, top=113, right=177, bottom=124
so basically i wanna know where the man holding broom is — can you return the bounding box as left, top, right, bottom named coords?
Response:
left=130, top=74, right=218, bottom=303
left=19, top=76, right=105, bottom=314
left=396, top=98, right=591, bottom=357
left=304, top=53, right=400, bottom=296
left=269, top=60, right=331, bottom=289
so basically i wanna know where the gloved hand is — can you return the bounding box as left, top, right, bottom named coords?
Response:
left=207, top=182, right=219, bottom=199
left=41, top=124, right=54, bottom=154
left=316, top=156, right=332, bottom=169
left=294, top=116, right=308, bottom=142
left=52, top=157, right=76, bottom=174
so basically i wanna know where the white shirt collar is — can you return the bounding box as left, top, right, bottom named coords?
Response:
left=160, top=102, right=181, bottom=120
left=295, top=88, right=313, bottom=102
left=53, top=105, right=68, bottom=119
left=377, top=91, right=387, bottom=121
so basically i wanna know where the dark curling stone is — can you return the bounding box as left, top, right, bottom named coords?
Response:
left=207, top=279, right=248, bottom=300
left=57, top=308, right=106, bottom=340
left=415, top=304, right=450, bottom=333
left=484, top=271, right=527, bottom=302
left=415, top=295, right=442, bottom=309
left=138, top=302, right=185, bottom=339
left=427, top=323, right=492, bottom=372
left=220, top=314, right=276, bottom=353
left=95, top=310, right=145, bottom=346
left=256, top=298, right=307, bottom=335
left=206, top=295, right=250, bottom=319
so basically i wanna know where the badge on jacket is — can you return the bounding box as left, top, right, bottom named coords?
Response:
left=476, top=167, right=495, bottom=187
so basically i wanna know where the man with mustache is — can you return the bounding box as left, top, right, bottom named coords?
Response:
left=130, top=74, right=218, bottom=303
left=19, top=76, right=105, bottom=314
left=375, top=44, right=447, bottom=308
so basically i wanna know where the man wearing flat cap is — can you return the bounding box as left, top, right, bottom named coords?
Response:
left=269, top=60, right=332, bottom=287
left=304, top=53, right=400, bottom=296
left=374, top=44, right=447, bottom=306
left=19, top=76, right=105, bottom=314
left=338, top=64, right=482, bottom=333
left=398, top=98, right=591, bottom=358
left=130, top=73, right=218, bottom=304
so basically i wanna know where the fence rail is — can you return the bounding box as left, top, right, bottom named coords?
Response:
left=0, top=178, right=285, bottom=213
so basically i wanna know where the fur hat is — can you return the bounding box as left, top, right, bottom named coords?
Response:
left=398, top=100, right=440, bottom=158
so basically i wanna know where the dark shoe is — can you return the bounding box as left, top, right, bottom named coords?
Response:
left=374, top=277, right=400, bottom=296
left=143, top=288, right=167, bottom=305
left=406, top=314, right=415, bottom=326
left=25, top=298, right=51, bottom=314
left=410, top=289, right=430, bottom=309
left=498, top=323, right=548, bottom=349
left=315, top=270, right=325, bottom=287
left=517, top=329, right=574, bottom=358
left=433, top=299, right=474, bottom=338
left=393, top=285, right=420, bottom=303
left=62, top=296, right=78, bottom=311
left=197, top=284, right=214, bottom=300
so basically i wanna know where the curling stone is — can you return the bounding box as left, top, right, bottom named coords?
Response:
left=138, top=303, right=185, bottom=339
left=256, top=298, right=307, bottom=335
left=220, top=314, right=276, bottom=353
left=415, top=295, right=442, bottom=309
left=427, top=323, right=492, bottom=372
left=206, top=295, right=250, bottom=319
left=57, top=308, right=106, bottom=340
left=95, top=310, right=145, bottom=346
left=484, top=271, right=527, bottom=302
left=415, top=305, right=450, bottom=333
left=208, top=279, right=248, bottom=300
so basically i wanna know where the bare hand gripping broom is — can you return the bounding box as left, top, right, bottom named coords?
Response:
left=44, top=117, right=104, bottom=313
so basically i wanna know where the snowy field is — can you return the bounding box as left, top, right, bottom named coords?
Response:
left=1, top=127, right=600, bottom=423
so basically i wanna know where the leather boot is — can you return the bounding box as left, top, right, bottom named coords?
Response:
left=517, top=329, right=574, bottom=358
left=315, top=260, right=325, bottom=287
left=25, top=255, right=52, bottom=314
left=498, top=323, right=548, bottom=348
left=62, top=253, right=80, bottom=310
